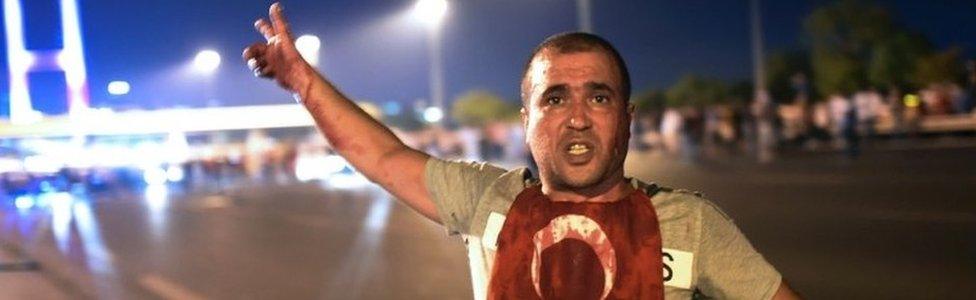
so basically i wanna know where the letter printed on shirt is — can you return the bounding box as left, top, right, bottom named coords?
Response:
left=662, top=248, right=694, bottom=289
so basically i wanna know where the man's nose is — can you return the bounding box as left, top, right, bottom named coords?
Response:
left=567, top=100, right=592, bottom=130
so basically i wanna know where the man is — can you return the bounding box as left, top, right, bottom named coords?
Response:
left=243, top=3, right=800, bottom=299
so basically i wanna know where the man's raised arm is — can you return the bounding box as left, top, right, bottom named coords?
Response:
left=242, top=3, right=439, bottom=222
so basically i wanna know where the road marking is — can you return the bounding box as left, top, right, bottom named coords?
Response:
left=184, top=195, right=233, bottom=212
left=138, top=274, right=206, bottom=300
left=200, top=195, right=232, bottom=209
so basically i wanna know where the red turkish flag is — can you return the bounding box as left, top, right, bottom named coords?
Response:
left=488, top=185, right=664, bottom=300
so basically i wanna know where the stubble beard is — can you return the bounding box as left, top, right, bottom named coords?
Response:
left=531, top=135, right=627, bottom=194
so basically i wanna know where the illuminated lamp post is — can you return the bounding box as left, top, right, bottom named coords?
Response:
left=412, top=0, right=449, bottom=124
left=193, top=50, right=221, bottom=106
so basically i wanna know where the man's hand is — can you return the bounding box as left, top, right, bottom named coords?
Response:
left=240, top=3, right=439, bottom=224
left=242, top=2, right=314, bottom=96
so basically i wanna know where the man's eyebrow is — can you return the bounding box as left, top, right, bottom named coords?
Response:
left=542, top=84, right=568, bottom=95
left=585, top=82, right=614, bottom=93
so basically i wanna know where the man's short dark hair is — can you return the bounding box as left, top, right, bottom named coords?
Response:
left=520, top=32, right=631, bottom=104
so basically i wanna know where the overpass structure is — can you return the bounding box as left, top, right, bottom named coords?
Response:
left=0, top=105, right=318, bottom=138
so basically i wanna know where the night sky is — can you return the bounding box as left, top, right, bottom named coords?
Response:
left=0, top=0, right=973, bottom=117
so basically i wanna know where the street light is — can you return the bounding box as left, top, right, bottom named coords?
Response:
left=107, top=80, right=130, bottom=96
left=412, top=0, right=448, bottom=26
left=422, top=106, right=444, bottom=123
left=193, top=50, right=221, bottom=74
left=295, top=34, right=321, bottom=66
left=413, top=0, right=448, bottom=124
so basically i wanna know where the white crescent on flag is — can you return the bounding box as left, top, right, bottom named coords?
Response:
left=530, top=214, right=616, bottom=299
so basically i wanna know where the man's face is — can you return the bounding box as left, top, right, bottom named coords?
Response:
left=522, top=50, right=632, bottom=190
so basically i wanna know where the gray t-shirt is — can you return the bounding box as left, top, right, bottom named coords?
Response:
left=425, top=157, right=781, bottom=299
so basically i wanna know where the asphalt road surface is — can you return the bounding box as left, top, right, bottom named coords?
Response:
left=0, top=145, right=973, bottom=299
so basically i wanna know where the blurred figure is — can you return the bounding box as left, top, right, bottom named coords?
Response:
left=456, top=126, right=482, bottom=161
left=920, top=84, right=955, bottom=116
left=434, top=127, right=464, bottom=158
left=777, top=103, right=805, bottom=145
left=808, top=101, right=832, bottom=148
left=660, top=108, right=683, bottom=155
left=280, top=140, right=299, bottom=183
left=947, top=84, right=968, bottom=115
left=967, top=60, right=976, bottom=113
left=680, top=107, right=704, bottom=161
left=714, top=105, right=738, bottom=147
left=480, top=122, right=507, bottom=162
left=503, top=122, right=527, bottom=165
left=828, top=94, right=851, bottom=149
left=245, top=129, right=273, bottom=183
left=853, top=90, right=883, bottom=140
left=635, top=111, right=664, bottom=152
left=842, top=97, right=860, bottom=158
left=886, top=88, right=907, bottom=136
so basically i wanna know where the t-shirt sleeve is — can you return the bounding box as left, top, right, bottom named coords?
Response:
left=695, top=200, right=782, bottom=299
left=424, top=157, right=508, bottom=236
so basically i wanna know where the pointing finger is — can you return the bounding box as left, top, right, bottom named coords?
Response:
left=269, top=2, right=292, bottom=39
left=254, top=19, right=275, bottom=41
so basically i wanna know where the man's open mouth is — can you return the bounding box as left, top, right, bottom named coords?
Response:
left=567, top=143, right=591, bottom=155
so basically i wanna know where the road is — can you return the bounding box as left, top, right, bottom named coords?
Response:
left=0, top=145, right=974, bottom=299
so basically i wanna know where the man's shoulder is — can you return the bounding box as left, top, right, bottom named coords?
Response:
left=425, top=158, right=518, bottom=192
left=428, top=158, right=509, bottom=175
left=632, top=179, right=709, bottom=212
left=480, top=166, right=535, bottom=203
left=458, top=165, right=533, bottom=238
left=630, top=179, right=738, bottom=228
left=424, top=158, right=532, bottom=236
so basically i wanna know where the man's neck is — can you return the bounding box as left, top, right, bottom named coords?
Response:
left=542, top=177, right=635, bottom=203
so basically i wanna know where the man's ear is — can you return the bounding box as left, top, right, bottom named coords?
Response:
left=627, top=102, right=636, bottom=119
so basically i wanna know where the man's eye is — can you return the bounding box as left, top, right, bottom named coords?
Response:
left=592, top=95, right=609, bottom=104
left=546, top=97, right=563, bottom=105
